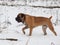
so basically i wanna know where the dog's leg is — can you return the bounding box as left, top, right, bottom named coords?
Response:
left=48, top=22, right=57, bottom=36
left=42, top=25, right=47, bottom=35
left=29, top=27, right=33, bottom=36
left=22, top=26, right=28, bottom=34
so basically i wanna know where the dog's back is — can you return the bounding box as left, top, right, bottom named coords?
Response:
left=25, top=15, right=52, bottom=27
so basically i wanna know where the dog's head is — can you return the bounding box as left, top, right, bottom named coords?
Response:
left=15, top=13, right=25, bottom=23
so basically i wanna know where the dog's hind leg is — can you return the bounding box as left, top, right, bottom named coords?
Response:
left=42, top=25, right=47, bottom=35
left=22, top=26, right=28, bottom=34
left=48, top=22, right=57, bottom=36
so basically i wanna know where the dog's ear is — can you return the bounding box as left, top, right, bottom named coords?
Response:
left=20, top=13, right=25, bottom=18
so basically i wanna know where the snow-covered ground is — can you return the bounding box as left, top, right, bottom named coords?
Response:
left=0, top=5, right=60, bottom=45
left=28, top=1, right=60, bottom=6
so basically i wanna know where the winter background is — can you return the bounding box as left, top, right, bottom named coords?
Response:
left=0, top=0, right=60, bottom=45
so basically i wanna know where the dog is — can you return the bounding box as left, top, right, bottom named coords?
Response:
left=15, top=13, right=57, bottom=36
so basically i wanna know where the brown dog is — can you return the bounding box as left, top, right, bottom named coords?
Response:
left=15, top=13, right=57, bottom=36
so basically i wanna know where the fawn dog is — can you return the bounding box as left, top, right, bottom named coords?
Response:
left=15, top=13, right=57, bottom=36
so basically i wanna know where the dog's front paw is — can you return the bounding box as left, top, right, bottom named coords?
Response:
left=22, top=30, right=25, bottom=34
left=29, top=34, right=32, bottom=36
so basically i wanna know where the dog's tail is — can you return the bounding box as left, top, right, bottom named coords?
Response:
left=49, top=16, right=52, bottom=20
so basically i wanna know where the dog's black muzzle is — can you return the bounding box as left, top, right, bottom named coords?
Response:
left=15, top=17, right=22, bottom=23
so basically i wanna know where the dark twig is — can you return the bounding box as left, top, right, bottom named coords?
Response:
left=0, top=38, right=18, bottom=41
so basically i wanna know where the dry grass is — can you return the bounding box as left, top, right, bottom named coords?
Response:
left=51, top=42, right=55, bottom=45
left=26, top=37, right=31, bottom=45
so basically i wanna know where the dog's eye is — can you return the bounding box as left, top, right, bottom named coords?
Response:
left=17, top=15, right=20, bottom=18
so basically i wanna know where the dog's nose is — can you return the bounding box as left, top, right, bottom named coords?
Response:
left=15, top=17, right=17, bottom=21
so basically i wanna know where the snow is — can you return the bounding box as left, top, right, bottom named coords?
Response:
left=0, top=4, right=60, bottom=45
left=28, top=1, right=60, bottom=6
left=0, top=1, right=25, bottom=6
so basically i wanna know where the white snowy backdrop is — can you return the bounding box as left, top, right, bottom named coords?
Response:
left=0, top=0, right=60, bottom=45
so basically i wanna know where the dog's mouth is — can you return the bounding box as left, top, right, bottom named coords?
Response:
left=15, top=17, right=22, bottom=23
